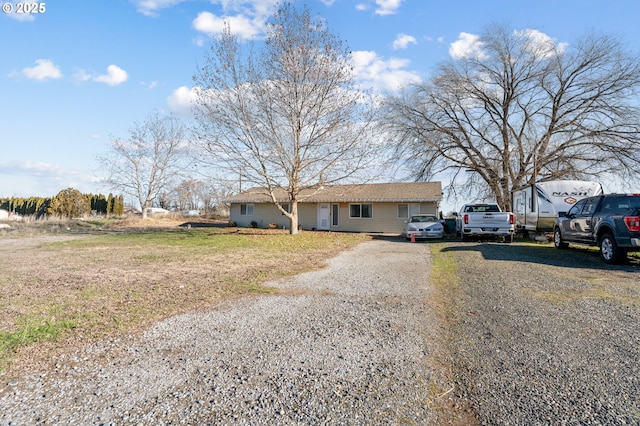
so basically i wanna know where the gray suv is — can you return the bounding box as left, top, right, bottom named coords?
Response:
left=553, top=194, right=640, bottom=264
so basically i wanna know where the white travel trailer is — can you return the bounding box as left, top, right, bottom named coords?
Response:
left=511, top=180, right=603, bottom=236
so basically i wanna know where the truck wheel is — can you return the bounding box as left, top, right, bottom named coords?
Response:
left=461, top=233, right=468, bottom=242
left=553, top=228, right=568, bottom=249
left=599, top=233, right=627, bottom=264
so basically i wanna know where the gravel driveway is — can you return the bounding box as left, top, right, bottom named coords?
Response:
left=446, top=242, right=640, bottom=425
left=0, top=239, right=445, bottom=425
left=2, top=238, right=639, bottom=425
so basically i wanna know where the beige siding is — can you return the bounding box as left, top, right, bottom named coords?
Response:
left=230, top=203, right=290, bottom=229
left=230, top=201, right=438, bottom=234
left=329, top=202, right=437, bottom=233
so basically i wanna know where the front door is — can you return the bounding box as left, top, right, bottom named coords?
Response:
left=317, top=203, right=330, bottom=230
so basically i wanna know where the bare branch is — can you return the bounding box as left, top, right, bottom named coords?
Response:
left=192, top=3, right=380, bottom=233
left=383, top=26, right=640, bottom=210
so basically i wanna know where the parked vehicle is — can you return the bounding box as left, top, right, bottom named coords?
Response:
left=553, top=194, right=640, bottom=264
left=456, top=203, right=515, bottom=242
left=512, top=180, right=603, bottom=238
left=402, top=214, right=444, bottom=240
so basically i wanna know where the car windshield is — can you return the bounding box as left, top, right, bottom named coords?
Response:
left=410, top=215, right=438, bottom=223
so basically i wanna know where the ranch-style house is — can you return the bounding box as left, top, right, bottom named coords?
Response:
left=224, top=182, right=443, bottom=234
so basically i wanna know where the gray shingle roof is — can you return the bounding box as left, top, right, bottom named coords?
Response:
left=224, top=182, right=443, bottom=203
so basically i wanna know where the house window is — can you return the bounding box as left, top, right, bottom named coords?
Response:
left=350, top=203, right=372, bottom=218
left=281, top=203, right=290, bottom=214
left=398, top=203, right=420, bottom=218
left=332, top=203, right=339, bottom=226
left=240, top=203, right=254, bottom=216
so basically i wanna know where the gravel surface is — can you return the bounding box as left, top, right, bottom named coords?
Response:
left=2, top=238, right=639, bottom=425
left=447, top=242, right=640, bottom=425
left=0, top=239, right=445, bottom=425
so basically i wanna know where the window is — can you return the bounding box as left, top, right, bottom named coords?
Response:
left=567, top=200, right=585, bottom=217
left=332, top=204, right=339, bottom=226
left=581, top=198, right=597, bottom=215
left=240, top=203, right=254, bottom=216
left=398, top=203, right=420, bottom=218
left=281, top=203, right=290, bottom=214
left=350, top=203, right=372, bottom=218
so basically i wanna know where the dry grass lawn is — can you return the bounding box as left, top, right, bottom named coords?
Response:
left=0, top=217, right=369, bottom=376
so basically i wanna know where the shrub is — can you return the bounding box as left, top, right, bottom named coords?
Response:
left=250, top=220, right=258, bottom=228
left=268, top=223, right=279, bottom=229
left=227, top=220, right=237, bottom=227
left=47, top=188, right=90, bottom=218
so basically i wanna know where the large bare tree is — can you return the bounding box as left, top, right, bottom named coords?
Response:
left=384, top=25, right=640, bottom=211
left=192, top=2, right=377, bottom=234
left=98, top=111, right=188, bottom=219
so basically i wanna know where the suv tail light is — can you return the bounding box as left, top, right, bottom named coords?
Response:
left=509, top=213, right=514, bottom=225
left=624, top=216, right=640, bottom=232
left=464, top=214, right=469, bottom=225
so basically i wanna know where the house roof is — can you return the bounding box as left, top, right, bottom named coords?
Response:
left=224, top=182, right=443, bottom=204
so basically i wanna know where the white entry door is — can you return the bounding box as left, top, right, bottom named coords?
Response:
left=317, top=203, right=330, bottom=230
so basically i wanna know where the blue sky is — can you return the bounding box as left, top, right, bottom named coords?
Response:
left=1, top=0, right=639, bottom=201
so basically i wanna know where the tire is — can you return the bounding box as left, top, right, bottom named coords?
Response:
left=461, top=233, right=469, bottom=242
left=504, top=234, right=514, bottom=244
left=599, top=233, right=627, bottom=264
left=553, top=228, right=568, bottom=249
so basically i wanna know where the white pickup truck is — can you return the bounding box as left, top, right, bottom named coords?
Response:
left=456, top=203, right=515, bottom=242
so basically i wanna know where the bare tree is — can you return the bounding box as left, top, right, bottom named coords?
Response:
left=192, top=2, right=378, bottom=234
left=384, top=25, right=640, bottom=211
left=98, top=111, right=188, bottom=219
left=173, top=179, right=206, bottom=211
left=205, top=181, right=236, bottom=217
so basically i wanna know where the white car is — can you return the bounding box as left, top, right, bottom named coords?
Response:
left=402, top=214, right=444, bottom=240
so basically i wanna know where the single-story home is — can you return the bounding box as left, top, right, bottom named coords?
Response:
left=224, top=182, right=443, bottom=234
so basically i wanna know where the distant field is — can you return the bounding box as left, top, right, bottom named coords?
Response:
left=0, top=218, right=369, bottom=374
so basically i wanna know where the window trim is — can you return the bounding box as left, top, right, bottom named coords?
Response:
left=240, top=203, right=254, bottom=216
left=349, top=203, right=373, bottom=219
left=397, top=203, right=420, bottom=218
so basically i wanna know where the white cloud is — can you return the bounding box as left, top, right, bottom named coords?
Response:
left=350, top=50, right=421, bottom=92
left=449, top=32, right=487, bottom=60
left=192, top=11, right=262, bottom=40
left=143, top=81, right=159, bottom=90
left=21, top=59, right=63, bottom=81
left=0, top=161, right=99, bottom=197
left=4, top=2, right=36, bottom=22
left=355, top=3, right=369, bottom=11
left=72, top=68, right=92, bottom=84
left=94, top=65, right=128, bottom=86
left=392, top=33, right=417, bottom=50
left=450, top=29, right=567, bottom=61
left=167, top=86, right=198, bottom=116
left=375, top=0, right=403, bottom=15
left=190, top=0, right=282, bottom=41
left=515, top=29, right=568, bottom=58
left=131, top=0, right=186, bottom=17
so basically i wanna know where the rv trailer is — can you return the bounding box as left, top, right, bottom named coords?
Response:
left=511, top=180, right=603, bottom=237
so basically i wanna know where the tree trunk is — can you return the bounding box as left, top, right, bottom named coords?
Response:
left=141, top=200, right=149, bottom=219
left=289, top=201, right=299, bottom=235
